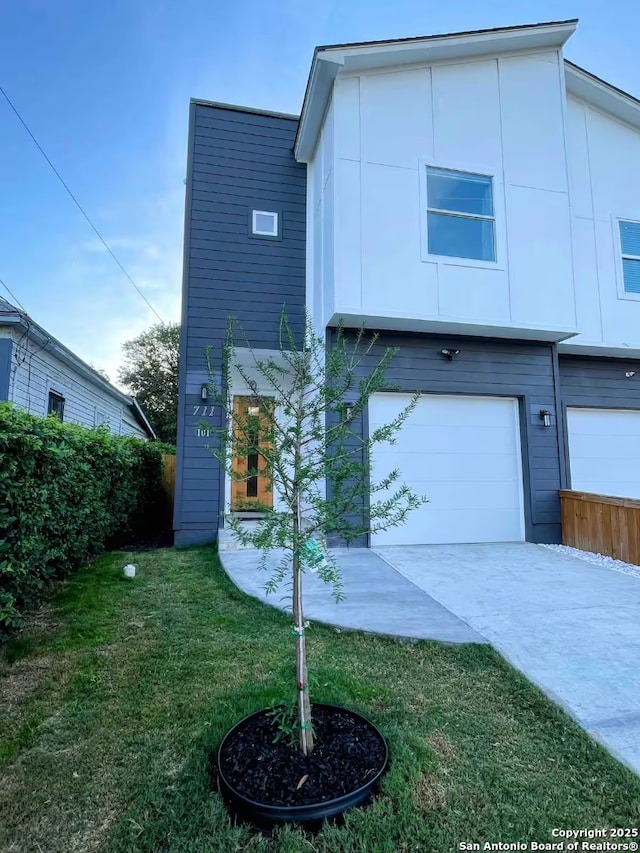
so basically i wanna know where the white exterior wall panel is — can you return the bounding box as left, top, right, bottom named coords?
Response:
left=311, top=49, right=579, bottom=340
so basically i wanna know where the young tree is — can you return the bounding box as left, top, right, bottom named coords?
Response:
left=206, top=314, right=426, bottom=755
left=118, top=322, right=180, bottom=444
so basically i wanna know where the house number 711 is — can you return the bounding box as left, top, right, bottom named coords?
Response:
left=192, top=405, right=215, bottom=416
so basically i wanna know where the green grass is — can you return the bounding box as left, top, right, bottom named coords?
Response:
left=1, top=546, right=639, bottom=853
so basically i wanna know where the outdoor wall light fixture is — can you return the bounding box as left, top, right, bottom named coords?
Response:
left=441, top=348, right=460, bottom=361
left=539, top=409, right=552, bottom=428
left=343, top=403, right=354, bottom=423
left=201, top=384, right=209, bottom=401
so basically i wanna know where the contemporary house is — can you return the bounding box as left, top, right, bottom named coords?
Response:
left=174, top=18, right=640, bottom=548
left=0, top=297, right=155, bottom=439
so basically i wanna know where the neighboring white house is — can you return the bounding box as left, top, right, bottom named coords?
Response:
left=0, top=296, right=155, bottom=439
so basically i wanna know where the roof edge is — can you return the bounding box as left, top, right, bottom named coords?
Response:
left=0, top=305, right=133, bottom=407
left=130, top=397, right=157, bottom=440
left=294, top=19, right=578, bottom=162
left=190, top=98, right=299, bottom=121
left=564, top=60, right=640, bottom=130
left=314, top=18, right=578, bottom=54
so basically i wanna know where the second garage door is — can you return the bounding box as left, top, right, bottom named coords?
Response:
left=369, top=393, right=525, bottom=546
left=567, top=407, right=640, bottom=499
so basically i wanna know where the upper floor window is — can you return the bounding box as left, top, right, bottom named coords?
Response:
left=619, top=220, right=640, bottom=294
left=252, top=210, right=279, bottom=237
left=426, top=167, right=495, bottom=262
left=47, top=389, right=65, bottom=422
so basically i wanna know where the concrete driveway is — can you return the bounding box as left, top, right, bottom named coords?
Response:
left=375, top=543, right=640, bottom=776
left=220, top=541, right=640, bottom=775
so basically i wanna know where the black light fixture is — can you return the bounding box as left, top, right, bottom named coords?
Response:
left=539, top=409, right=552, bottom=428
left=440, top=348, right=460, bottom=361
left=201, top=384, right=209, bottom=401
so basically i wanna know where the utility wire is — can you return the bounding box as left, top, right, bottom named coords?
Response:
left=0, top=275, right=28, bottom=314
left=0, top=85, right=165, bottom=323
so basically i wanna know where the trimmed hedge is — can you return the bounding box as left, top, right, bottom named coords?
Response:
left=0, top=403, right=169, bottom=631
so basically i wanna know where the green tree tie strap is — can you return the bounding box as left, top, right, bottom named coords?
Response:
left=299, top=537, right=326, bottom=574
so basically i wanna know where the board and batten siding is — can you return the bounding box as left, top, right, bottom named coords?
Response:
left=174, top=102, right=306, bottom=546
left=335, top=330, right=563, bottom=545
left=1, top=328, right=147, bottom=438
left=321, top=52, right=577, bottom=339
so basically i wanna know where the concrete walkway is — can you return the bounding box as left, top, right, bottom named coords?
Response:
left=219, top=542, right=640, bottom=776
left=220, top=547, right=482, bottom=644
left=376, top=543, right=640, bottom=776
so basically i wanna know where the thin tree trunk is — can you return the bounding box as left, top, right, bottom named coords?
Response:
left=293, top=449, right=313, bottom=754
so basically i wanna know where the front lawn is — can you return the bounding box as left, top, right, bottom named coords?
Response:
left=1, top=547, right=638, bottom=853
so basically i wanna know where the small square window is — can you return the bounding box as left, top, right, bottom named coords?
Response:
left=252, top=210, right=278, bottom=237
left=620, top=220, right=640, bottom=294
left=95, top=410, right=109, bottom=426
left=47, top=390, right=65, bottom=422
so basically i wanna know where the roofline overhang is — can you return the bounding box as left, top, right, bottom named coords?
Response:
left=189, top=98, right=299, bottom=121
left=564, top=60, right=640, bottom=131
left=131, top=397, right=157, bottom=440
left=0, top=307, right=155, bottom=437
left=294, top=19, right=578, bottom=162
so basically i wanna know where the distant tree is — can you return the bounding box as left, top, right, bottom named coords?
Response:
left=118, top=323, right=180, bottom=444
left=90, top=365, right=111, bottom=383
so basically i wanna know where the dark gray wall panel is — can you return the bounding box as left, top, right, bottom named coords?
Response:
left=0, top=339, right=12, bottom=401
left=336, top=330, right=562, bottom=545
left=559, top=353, right=640, bottom=490
left=174, top=102, right=305, bottom=544
left=559, top=355, right=640, bottom=407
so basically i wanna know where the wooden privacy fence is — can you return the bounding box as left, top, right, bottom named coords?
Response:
left=560, top=489, right=640, bottom=565
left=162, top=454, right=176, bottom=524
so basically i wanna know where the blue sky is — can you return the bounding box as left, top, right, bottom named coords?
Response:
left=1, top=0, right=639, bottom=384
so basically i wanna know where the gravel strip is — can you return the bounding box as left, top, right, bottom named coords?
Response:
left=539, top=543, right=640, bottom=580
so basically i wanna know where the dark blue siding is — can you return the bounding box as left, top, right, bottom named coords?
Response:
left=174, top=102, right=305, bottom=546
left=559, top=354, right=640, bottom=408
left=0, top=339, right=12, bottom=401
left=336, top=330, right=563, bottom=545
left=559, top=353, right=640, bottom=489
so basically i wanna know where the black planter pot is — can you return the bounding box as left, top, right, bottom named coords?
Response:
left=216, top=703, right=388, bottom=830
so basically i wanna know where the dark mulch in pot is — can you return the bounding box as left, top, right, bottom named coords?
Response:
left=217, top=705, right=386, bottom=807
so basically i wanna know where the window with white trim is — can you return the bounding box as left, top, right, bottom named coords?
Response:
left=619, top=220, right=640, bottom=294
left=426, top=167, right=496, bottom=262
left=252, top=210, right=278, bottom=237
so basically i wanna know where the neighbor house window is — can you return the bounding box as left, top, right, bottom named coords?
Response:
left=252, top=210, right=278, bottom=237
left=47, top=390, right=65, bottom=422
left=619, top=220, right=640, bottom=294
left=95, top=410, right=109, bottom=426
left=426, top=166, right=495, bottom=262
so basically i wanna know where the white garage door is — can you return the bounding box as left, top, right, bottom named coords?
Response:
left=369, top=393, right=525, bottom=546
left=567, top=408, right=640, bottom=498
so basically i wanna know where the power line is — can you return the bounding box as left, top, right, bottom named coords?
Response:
left=0, top=275, right=28, bottom=313
left=0, top=85, right=165, bottom=324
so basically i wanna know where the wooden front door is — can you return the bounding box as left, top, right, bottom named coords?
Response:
left=231, top=396, right=274, bottom=510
